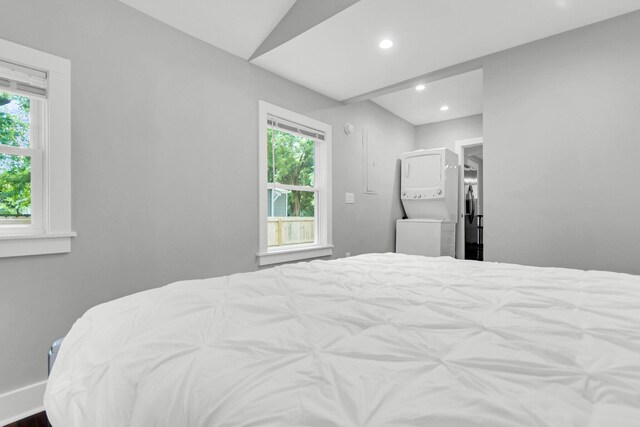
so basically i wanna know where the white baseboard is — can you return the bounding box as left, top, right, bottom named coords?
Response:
left=0, top=380, right=46, bottom=425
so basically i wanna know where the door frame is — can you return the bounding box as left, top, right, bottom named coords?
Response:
left=454, top=137, right=483, bottom=260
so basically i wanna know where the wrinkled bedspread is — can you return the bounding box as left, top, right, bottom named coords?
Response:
left=45, top=253, right=640, bottom=426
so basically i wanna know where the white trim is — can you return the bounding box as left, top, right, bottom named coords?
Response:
left=0, top=380, right=46, bottom=426
left=0, top=39, right=69, bottom=74
left=257, top=101, right=332, bottom=265
left=454, top=137, right=483, bottom=153
left=0, top=231, right=76, bottom=240
left=258, top=102, right=269, bottom=255
left=270, top=183, right=315, bottom=193
left=0, top=37, right=74, bottom=257
left=454, top=137, right=483, bottom=260
left=0, top=232, right=76, bottom=258
left=0, top=144, right=37, bottom=157
left=258, top=245, right=334, bottom=266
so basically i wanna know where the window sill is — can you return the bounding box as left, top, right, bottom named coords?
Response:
left=257, top=244, right=333, bottom=266
left=0, top=232, right=77, bottom=258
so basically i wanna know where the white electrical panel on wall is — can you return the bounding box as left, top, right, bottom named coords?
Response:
left=362, top=128, right=380, bottom=195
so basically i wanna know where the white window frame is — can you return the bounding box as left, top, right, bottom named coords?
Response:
left=257, top=101, right=332, bottom=266
left=0, top=92, right=45, bottom=236
left=0, top=38, right=75, bottom=257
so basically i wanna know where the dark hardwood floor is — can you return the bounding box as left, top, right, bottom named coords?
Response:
left=4, top=411, right=49, bottom=427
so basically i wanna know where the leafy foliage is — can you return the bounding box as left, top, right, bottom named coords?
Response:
left=267, top=128, right=315, bottom=217
left=0, top=155, right=31, bottom=215
left=0, top=92, right=31, bottom=216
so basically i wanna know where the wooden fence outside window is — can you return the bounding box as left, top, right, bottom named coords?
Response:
left=268, top=217, right=315, bottom=247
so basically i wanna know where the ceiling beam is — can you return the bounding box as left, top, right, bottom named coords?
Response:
left=249, top=0, right=361, bottom=61
left=342, top=57, right=485, bottom=104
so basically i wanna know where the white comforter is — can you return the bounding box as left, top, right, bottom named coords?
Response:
left=45, top=253, right=640, bottom=426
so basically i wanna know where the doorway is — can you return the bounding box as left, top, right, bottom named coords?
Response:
left=455, top=138, right=483, bottom=261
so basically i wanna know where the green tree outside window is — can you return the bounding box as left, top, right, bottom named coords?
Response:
left=267, top=128, right=315, bottom=217
left=0, top=92, right=31, bottom=217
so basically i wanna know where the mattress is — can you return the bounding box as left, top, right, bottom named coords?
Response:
left=45, top=253, right=640, bottom=426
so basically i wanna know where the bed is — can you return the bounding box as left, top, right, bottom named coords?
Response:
left=44, top=253, right=640, bottom=426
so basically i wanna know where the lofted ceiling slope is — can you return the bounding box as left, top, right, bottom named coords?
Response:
left=119, top=0, right=640, bottom=125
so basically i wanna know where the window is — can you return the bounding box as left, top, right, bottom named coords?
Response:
left=0, top=38, right=74, bottom=257
left=0, top=77, right=43, bottom=230
left=257, top=101, right=332, bottom=265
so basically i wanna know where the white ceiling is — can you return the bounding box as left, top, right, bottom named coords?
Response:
left=118, top=0, right=297, bottom=60
left=372, top=69, right=483, bottom=126
left=119, top=0, right=640, bottom=125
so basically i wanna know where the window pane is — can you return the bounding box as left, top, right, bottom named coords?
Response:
left=0, top=92, right=31, bottom=148
left=0, top=154, right=31, bottom=224
left=267, top=189, right=315, bottom=247
left=267, top=128, right=314, bottom=187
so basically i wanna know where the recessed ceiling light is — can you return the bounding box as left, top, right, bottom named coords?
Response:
left=440, top=105, right=450, bottom=111
left=415, top=84, right=426, bottom=91
left=379, top=39, right=393, bottom=49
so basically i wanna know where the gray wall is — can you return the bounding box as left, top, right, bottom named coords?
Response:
left=317, top=102, right=415, bottom=257
left=0, top=0, right=414, bottom=394
left=415, top=114, right=483, bottom=151
left=483, top=11, right=640, bottom=274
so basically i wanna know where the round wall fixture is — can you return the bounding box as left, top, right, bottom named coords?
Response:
left=344, top=123, right=354, bottom=135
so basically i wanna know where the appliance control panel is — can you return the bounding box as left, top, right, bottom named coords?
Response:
left=401, top=189, right=444, bottom=199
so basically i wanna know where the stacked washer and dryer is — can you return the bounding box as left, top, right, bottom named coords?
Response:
left=396, top=148, right=459, bottom=257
